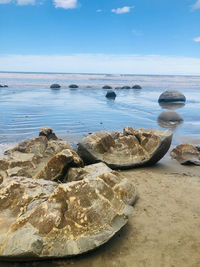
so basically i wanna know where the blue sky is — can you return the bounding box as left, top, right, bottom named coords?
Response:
left=0, top=0, right=200, bottom=74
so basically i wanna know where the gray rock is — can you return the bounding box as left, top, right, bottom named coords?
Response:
left=77, top=127, right=173, bottom=169
left=106, top=90, right=116, bottom=99
left=50, top=84, right=61, bottom=89
left=121, top=86, right=131, bottom=89
left=132, top=85, right=142, bottom=89
left=69, top=84, right=79, bottom=88
left=158, top=90, right=186, bottom=103
left=102, top=85, right=112, bottom=89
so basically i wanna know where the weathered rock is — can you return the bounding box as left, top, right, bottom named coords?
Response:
left=69, top=84, right=79, bottom=89
left=132, top=85, right=142, bottom=89
left=170, top=143, right=200, bottom=165
left=158, top=90, right=186, bottom=103
left=50, top=84, right=61, bottom=89
left=106, top=90, right=116, bottom=99
left=0, top=171, right=136, bottom=259
left=121, top=86, right=131, bottom=89
left=158, top=110, right=183, bottom=128
left=39, top=126, right=58, bottom=140
left=77, top=127, right=173, bottom=169
left=102, top=85, right=112, bottom=89
left=2, top=129, right=73, bottom=179
left=35, top=149, right=83, bottom=181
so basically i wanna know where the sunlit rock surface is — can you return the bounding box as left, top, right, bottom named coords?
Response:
left=171, top=143, right=200, bottom=165
left=77, top=127, right=173, bottom=169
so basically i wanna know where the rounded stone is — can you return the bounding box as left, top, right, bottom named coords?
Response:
left=158, top=90, right=186, bottom=103
left=121, top=86, right=131, bottom=89
left=132, top=85, right=142, bottom=89
left=106, top=90, right=116, bottom=99
left=69, top=84, right=79, bottom=88
left=102, top=85, right=112, bottom=89
left=50, top=84, right=61, bottom=89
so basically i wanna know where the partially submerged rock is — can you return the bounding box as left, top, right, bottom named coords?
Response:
left=50, top=84, right=61, bottom=89
left=158, top=90, right=186, bottom=103
left=102, top=85, right=112, bottom=89
left=121, top=86, right=131, bottom=89
left=69, top=84, right=79, bottom=88
left=170, top=143, right=200, bottom=165
left=106, top=90, right=116, bottom=99
left=77, top=127, right=173, bottom=169
left=132, top=85, right=142, bottom=89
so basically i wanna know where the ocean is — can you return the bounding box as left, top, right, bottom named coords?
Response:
left=0, top=72, right=200, bottom=150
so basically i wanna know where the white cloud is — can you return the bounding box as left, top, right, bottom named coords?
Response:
left=1, top=54, right=200, bottom=75
left=53, top=0, right=77, bottom=9
left=193, top=36, right=200, bottom=42
left=96, top=9, right=102, bottom=13
left=17, top=0, right=35, bottom=5
left=192, top=0, right=200, bottom=10
left=0, top=0, right=12, bottom=3
left=111, top=6, right=133, bottom=14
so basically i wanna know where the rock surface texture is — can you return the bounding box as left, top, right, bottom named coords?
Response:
left=0, top=128, right=136, bottom=260
left=77, top=127, right=173, bottom=169
left=170, top=143, right=200, bottom=165
left=158, top=90, right=186, bottom=103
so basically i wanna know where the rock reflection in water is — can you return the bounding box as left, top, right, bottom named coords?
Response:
left=159, top=102, right=185, bottom=110
left=157, top=110, right=184, bottom=129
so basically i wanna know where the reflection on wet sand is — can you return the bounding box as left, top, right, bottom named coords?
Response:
left=157, top=110, right=184, bottom=129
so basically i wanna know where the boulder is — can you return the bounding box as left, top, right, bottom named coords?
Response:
left=0, top=85, right=8, bottom=88
left=121, top=86, right=131, bottom=89
left=158, top=110, right=183, bottom=128
left=132, top=85, right=142, bottom=89
left=69, top=84, right=79, bottom=88
left=77, top=127, right=173, bottom=169
left=170, top=143, right=200, bottom=165
left=158, top=90, right=186, bottom=103
left=115, top=87, right=121, bottom=89
left=102, top=85, right=112, bottom=89
left=50, top=84, right=61, bottom=89
left=0, top=168, right=136, bottom=259
left=106, top=90, right=116, bottom=99
left=39, top=126, right=58, bottom=140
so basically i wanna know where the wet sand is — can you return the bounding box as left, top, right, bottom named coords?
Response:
left=1, top=158, right=200, bottom=267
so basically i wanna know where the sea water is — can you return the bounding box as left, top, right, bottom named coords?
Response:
left=0, top=72, right=199, bottom=148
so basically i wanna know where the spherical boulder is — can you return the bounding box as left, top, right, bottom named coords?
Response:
left=132, top=85, right=142, bottom=89
left=158, top=90, right=186, bottom=103
left=102, top=85, right=112, bottom=89
left=121, top=86, right=131, bottom=89
left=69, top=84, right=79, bottom=89
left=50, top=84, right=61, bottom=89
left=158, top=110, right=183, bottom=128
left=106, top=90, right=116, bottom=99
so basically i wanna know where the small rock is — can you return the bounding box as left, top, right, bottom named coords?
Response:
left=170, top=143, right=200, bottom=165
left=69, top=84, right=79, bottom=88
left=121, top=86, right=131, bottom=89
left=39, top=126, right=58, bottom=140
left=132, top=85, right=142, bottom=89
left=50, top=84, right=61, bottom=89
left=106, top=90, right=116, bottom=99
left=102, top=85, right=112, bottom=89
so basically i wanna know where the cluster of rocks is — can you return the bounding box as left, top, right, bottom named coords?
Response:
left=0, top=126, right=172, bottom=260
left=102, top=85, right=142, bottom=90
left=157, top=90, right=186, bottom=129
left=50, top=84, right=79, bottom=89
left=0, top=84, right=8, bottom=88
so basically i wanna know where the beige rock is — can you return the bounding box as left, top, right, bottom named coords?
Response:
left=170, top=143, right=200, bottom=165
left=78, top=127, right=173, bottom=169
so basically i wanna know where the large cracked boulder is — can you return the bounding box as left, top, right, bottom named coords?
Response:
left=0, top=128, right=137, bottom=260
left=77, top=127, right=173, bottom=169
left=0, top=167, right=136, bottom=259
left=170, top=143, right=200, bottom=165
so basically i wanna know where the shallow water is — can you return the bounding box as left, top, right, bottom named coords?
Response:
left=0, top=72, right=200, bottom=147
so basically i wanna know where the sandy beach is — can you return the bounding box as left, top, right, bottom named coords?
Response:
left=0, top=157, right=199, bottom=267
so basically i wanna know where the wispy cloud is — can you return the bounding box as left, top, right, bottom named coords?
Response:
left=191, top=0, right=200, bottom=10
left=0, top=0, right=12, bottom=3
left=17, top=0, right=35, bottom=5
left=111, top=6, right=133, bottom=14
left=96, top=9, right=102, bottom=13
left=1, top=54, right=200, bottom=75
left=193, top=36, right=200, bottom=42
left=53, top=0, right=77, bottom=9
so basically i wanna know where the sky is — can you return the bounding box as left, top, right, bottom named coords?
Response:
left=0, top=0, right=200, bottom=75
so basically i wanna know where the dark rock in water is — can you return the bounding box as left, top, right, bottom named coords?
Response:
left=171, top=143, right=200, bottom=165
left=158, top=110, right=183, bottom=128
left=121, top=86, right=131, bottom=89
left=0, top=128, right=137, bottom=259
left=132, top=85, right=142, bottom=89
left=106, top=90, right=116, bottom=99
left=115, top=87, right=121, bottom=89
left=0, top=85, right=8, bottom=88
left=50, top=84, right=61, bottom=89
left=77, top=127, right=173, bottom=169
left=102, top=85, right=112, bottom=89
left=158, top=90, right=186, bottom=103
left=69, top=84, right=79, bottom=88
left=39, top=126, right=58, bottom=140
